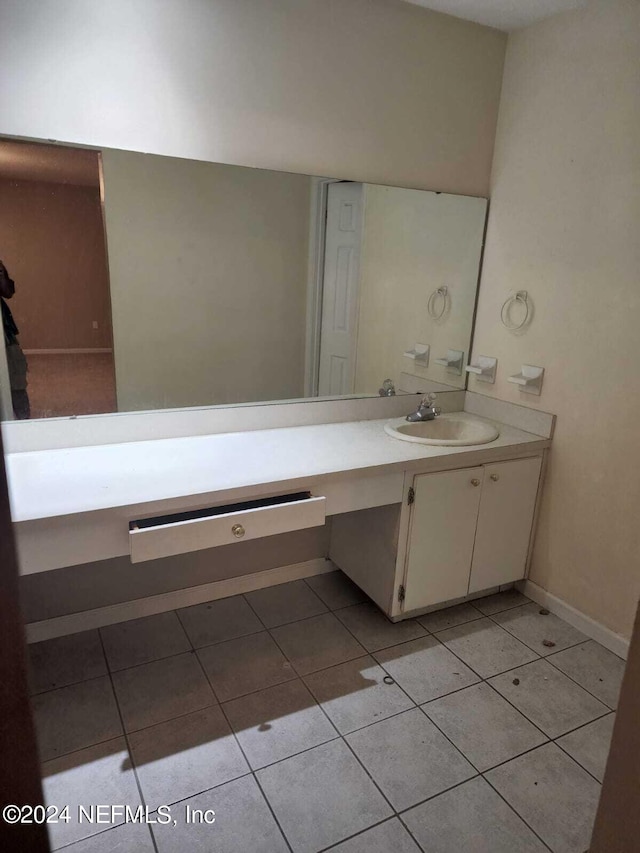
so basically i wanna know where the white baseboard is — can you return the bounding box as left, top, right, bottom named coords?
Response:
left=517, top=579, right=630, bottom=660
left=23, top=348, right=113, bottom=355
left=25, top=557, right=335, bottom=644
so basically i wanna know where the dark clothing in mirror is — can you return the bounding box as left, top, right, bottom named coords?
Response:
left=2, top=297, right=30, bottom=419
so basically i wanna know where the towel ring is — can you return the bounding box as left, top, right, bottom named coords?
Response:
left=501, top=290, right=530, bottom=330
left=428, top=286, right=448, bottom=320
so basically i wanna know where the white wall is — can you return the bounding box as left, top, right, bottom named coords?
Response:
left=471, top=0, right=640, bottom=638
left=101, top=149, right=311, bottom=411
left=355, top=186, right=486, bottom=393
left=0, top=0, right=505, bottom=197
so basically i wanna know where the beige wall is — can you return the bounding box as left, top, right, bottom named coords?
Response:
left=471, top=0, right=640, bottom=638
left=101, top=149, right=311, bottom=411
left=355, top=186, right=486, bottom=393
left=0, top=0, right=505, bottom=198
left=0, top=179, right=111, bottom=349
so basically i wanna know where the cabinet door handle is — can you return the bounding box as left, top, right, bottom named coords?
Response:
left=490, top=473, right=500, bottom=482
left=470, top=478, right=481, bottom=487
left=232, top=523, right=246, bottom=539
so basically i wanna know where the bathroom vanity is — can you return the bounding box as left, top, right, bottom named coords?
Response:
left=5, top=393, right=553, bottom=632
left=331, top=452, right=543, bottom=620
left=0, top=134, right=528, bottom=636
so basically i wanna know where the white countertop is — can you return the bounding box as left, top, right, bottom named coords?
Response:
left=6, top=413, right=548, bottom=524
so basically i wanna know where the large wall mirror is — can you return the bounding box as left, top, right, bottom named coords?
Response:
left=0, top=138, right=487, bottom=421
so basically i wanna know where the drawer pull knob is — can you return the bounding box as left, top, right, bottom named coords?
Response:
left=470, top=478, right=481, bottom=487
left=232, top=523, right=246, bottom=539
left=490, top=473, right=500, bottom=482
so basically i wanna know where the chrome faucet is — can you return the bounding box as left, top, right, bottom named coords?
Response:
left=406, top=393, right=441, bottom=422
left=378, top=378, right=396, bottom=397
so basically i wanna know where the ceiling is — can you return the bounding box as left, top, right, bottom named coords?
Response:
left=403, top=0, right=586, bottom=31
left=0, top=140, right=100, bottom=188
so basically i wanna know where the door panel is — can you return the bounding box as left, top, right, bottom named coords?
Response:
left=318, top=182, right=363, bottom=396
left=404, top=467, right=483, bottom=612
left=468, top=456, right=542, bottom=593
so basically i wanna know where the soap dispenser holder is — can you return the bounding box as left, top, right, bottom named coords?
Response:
left=403, top=343, right=430, bottom=366
left=508, top=364, right=544, bottom=395
left=434, top=349, right=464, bottom=375
left=465, top=356, right=497, bottom=384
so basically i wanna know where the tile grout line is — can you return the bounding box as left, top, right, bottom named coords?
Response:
left=429, top=630, right=613, bottom=750
left=416, top=613, right=485, bottom=633
left=433, top=622, right=542, bottom=672
left=30, top=594, right=544, bottom=698
left=464, top=677, right=551, bottom=743
left=37, top=604, right=613, bottom=769
left=481, top=598, right=623, bottom=705
left=240, top=588, right=412, bottom=846
left=54, top=664, right=609, bottom=791
left=98, top=610, right=191, bottom=674
left=480, top=772, right=555, bottom=853
left=87, top=595, right=556, bottom=685
left=39, top=586, right=613, bottom=852
left=392, top=770, right=551, bottom=853
left=197, top=590, right=607, bottom=764
left=96, top=630, right=160, bottom=853
left=301, top=573, right=372, bottom=613
left=240, top=590, right=271, bottom=628
left=416, top=695, right=546, bottom=777
left=395, top=682, right=561, bottom=851
left=378, top=766, right=557, bottom=853
left=35, top=598, right=431, bottom=701
left=248, top=771, right=296, bottom=853
left=484, top=606, right=593, bottom=660
left=183, top=610, right=297, bottom=853
left=174, top=605, right=266, bottom=652
left=52, top=823, right=137, bottom=853
left=241, top=585, right=331, bottom=631
left=264, top=614, right=367, bottom=680
left=205, top=668, right=297, bottom=853
left=542, top=649, right=619, bottom=711
left=158, top=602, right=295, bottom=852
left=297, top=611, right=491, bottom=843
left=302, top=674, right=418, bottom=736
left=394, top=625, right=608, bottom=846
left=418, top=637, right=604, bottom=849
left=432, top=617, right=605, bottom=715
left=314, top=816, right=414, bottom=853
left=47, top=673, right=610, bottom=803
left=114, top=608, right=254, bottom=847
left=40, top=650, right=410, bottom=764
left=299, top=664, right=400, bottom=818
left=553, top=737, right=609, bottom=786
left=412, top=594, right=556, bottom=852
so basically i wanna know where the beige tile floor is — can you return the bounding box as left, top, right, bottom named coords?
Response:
left=29, top=572, right=624, bottom=853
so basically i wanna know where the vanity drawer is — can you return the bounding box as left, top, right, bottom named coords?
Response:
left=129, top=492, right=326, bottom=563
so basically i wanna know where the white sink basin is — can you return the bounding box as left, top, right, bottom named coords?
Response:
left=385, top=412, right=499, bottom=446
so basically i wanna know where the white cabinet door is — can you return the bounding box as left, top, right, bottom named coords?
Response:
left=404, top=467, right=483, bottom=612
left=468, top=456, right=542, bottom=593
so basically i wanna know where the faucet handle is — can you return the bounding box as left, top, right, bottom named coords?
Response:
left=421, top=392, right=437, bottom=406
left=379, top=379, right=396, bottom=397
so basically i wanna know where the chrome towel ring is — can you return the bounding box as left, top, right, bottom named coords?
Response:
left=501, top=290, right=530, bottom=330
left=428, top=286, right=448, bottom=320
